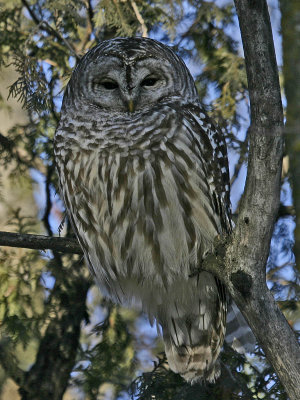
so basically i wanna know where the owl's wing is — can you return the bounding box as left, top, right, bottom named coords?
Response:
left=182, top=104, right=256, bottom=353
left=182, top=103, right=232, bottom=235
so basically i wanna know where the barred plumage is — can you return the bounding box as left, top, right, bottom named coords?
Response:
left=54, top=37, right=253, bottom=383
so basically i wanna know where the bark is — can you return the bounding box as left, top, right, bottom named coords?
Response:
left=202, top=1, right=300, bottom=399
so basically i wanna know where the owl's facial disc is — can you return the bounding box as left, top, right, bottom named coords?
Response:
left=86, top=56, right=176, bottom=113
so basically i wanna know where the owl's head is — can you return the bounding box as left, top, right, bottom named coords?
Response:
left=63, top=37, right=198, bottom=114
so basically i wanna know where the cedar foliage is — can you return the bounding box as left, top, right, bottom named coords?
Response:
left=0, top=1, right=298, bottom=399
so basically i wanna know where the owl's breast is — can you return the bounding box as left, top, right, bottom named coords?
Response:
left=64, top=144, right=219, bottom=292
left=55, top=109, right=223, bottom=301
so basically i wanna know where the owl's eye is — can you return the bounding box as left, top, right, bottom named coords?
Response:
left=141, top=76, right=159, bottom=87
left=101, top=80, right=119, bottom=90
left=93, top=79, right=119, bottom=90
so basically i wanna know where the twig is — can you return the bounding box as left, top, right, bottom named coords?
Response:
left=230, top=130, right=249, bottom=187
left=21, top=0, right=40, bottom=25
left=130, top=0, right=148, bottom=37
left=80, top=0, right=94, bottom=52
left=21, top=0, right=79, bottom=59
left=0, top=231, right=82, bottom=254
left=277, top=204, right=296, bottom=219
left=42, top=165, right=54, bottom=237
left=87, top=0, right=95, bottom=31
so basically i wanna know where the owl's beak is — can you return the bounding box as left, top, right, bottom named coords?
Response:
left=122, top=87, right=137, bottom=113
left=127, top=99, right=135, bottom=113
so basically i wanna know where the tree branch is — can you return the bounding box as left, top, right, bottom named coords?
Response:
left=80, top=0, right=94, bottom=52
left=0, top=231, right=82, bottom=254
left=130, top=0, right=148, bottom=37
left=42, top=165, right=55, bottom=237
left=230, top=129, right=248, bottom=187
left=201, top=1, right=300, bottom=399
left=21, top=0, right=79, bottom=59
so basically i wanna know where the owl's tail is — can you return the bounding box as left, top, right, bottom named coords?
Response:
left=160, top=296, right=256, bottom=384
left=158, top=272, right=227, bottom=384
left=164, top=331, right=223, bottom=383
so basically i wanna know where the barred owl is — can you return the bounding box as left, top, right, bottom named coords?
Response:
left=54, top=37, right=253, bottom=383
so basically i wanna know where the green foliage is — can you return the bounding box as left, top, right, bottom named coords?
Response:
left=74, top=306, right=136, bottom=399
left=94, top=0, right=141, bottom=37
left=174, top=1, right=248, bottom=128
left=0, top=210, right=45, bottom=348
left=8, top=52, right=50, bottom=111
left=93, top=0, right=181, bottom=40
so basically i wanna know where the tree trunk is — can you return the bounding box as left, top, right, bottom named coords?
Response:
left=203, top=1, right=300, bottom=399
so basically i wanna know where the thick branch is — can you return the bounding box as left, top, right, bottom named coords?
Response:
left=0, top=231, right=82, bottom=254
left=205, top=1, right=300, bottom=399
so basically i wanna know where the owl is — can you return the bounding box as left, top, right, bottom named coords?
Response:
left=54, top=37, right=253, bottom=383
